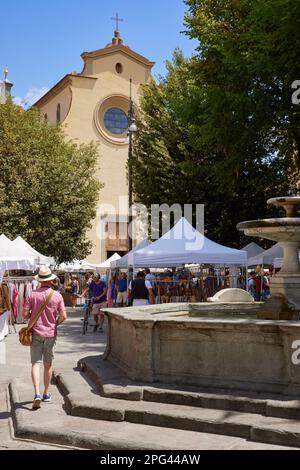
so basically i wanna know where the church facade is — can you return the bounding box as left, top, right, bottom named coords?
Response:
left=34, top=30, right=154, bottom=263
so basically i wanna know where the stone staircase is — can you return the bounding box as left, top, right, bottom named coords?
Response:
left=52, top=355, right=300, bottom=448
left=9, top=354, right=300, bottom=449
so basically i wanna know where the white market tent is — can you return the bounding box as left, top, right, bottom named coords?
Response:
left=98, top=252, right=121, bottom=269
left=57, top=260, right=92, bottom=272
left=13, top=236, right=55, bottom=266
left=248, top=242, right=283, bottom=267
left=273, top=253, right=300, bottom=270
left=0, top=234, right=36, bottom=271
left=242, top=242, right=265, bottom=259
left=110, top=240, right=151, bottom=268
left=129, top=218, right=247, bottom=268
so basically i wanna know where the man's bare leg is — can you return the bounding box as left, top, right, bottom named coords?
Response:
left=31, top=363, right=40, bottom=395
left=43, top=362, right=52, bottom=396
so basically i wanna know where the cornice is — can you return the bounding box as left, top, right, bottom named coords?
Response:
left=81, top=44, right=155, bottom=68
left=34, top=74, right=97, bottom=108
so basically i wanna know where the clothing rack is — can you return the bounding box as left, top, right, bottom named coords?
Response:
left=2, top=276, right=35, bottom=283
left=1, top=275, right=36, bottom=330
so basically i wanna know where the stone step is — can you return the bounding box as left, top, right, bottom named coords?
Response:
left=78, top=356, right=300, bottom=420
left=54, top=370, right=300, bottom=448
left=11, top=380, right=290, bottom=451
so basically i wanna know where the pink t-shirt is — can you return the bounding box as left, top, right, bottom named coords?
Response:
left=25, top=287, right=65, bottom=338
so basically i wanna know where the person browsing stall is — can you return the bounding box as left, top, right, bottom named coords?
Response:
left=82, top=273, right=106, bottom=332
left=128, top=271, right=154, bottom=306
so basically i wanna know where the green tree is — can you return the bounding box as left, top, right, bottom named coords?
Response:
left=183, top=0, right=300, bottom=192
left=133, top=1, right=298, bottom=248
left=0, top=99, right=101, bottom=262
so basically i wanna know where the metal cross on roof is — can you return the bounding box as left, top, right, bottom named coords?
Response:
left=111, top=13, right=124, bottom=32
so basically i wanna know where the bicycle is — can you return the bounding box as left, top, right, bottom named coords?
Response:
left=82, top=299, right=92, bottom=335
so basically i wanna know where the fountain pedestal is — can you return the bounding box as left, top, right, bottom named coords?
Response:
left=237, top=196, right=300, bottom=317
left=269, top=275, right=300, bottom=312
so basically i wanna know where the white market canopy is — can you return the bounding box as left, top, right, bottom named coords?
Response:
left=273, top=253, right=300, bottom=270
left=98, top=252, right=121, bottom=269
left=57, top=259, right=92, bottom=272
left=0, top=234, right=36, bottom=271
left=242, top=242, right=265, bottom=259
left=248, top=242, right=283, bottom=267
left=13, top=236, right=55, bottom=266
left=111, top=240, right=151, bottom=268
left=129, top=218, right=247, bottom=268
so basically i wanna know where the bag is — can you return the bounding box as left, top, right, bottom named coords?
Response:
left=19, top=327, right=33, bottom=346
left=19, top=290, right=54, bottom=346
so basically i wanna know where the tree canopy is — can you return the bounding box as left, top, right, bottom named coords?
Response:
left=132, top=0, right=299, bottom=247
left=0, top=99, right=101, bottom=262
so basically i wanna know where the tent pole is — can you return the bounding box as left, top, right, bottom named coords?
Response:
left=261, top=263, right=264, bottom=301
left=7, top=270, right=17, bottom=334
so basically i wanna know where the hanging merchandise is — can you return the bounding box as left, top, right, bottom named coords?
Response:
left=2, top=277, right=35, bottom=324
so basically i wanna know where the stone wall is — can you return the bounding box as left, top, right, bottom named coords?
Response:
left=103, top=303, right=300, bottom=395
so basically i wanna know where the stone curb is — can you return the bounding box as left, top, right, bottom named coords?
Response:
left=77, top=358, right=300, bottom=420
left=8, top=381, right=167, bottom=450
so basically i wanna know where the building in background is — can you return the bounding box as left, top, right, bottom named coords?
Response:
left=34, top=28, right=154, bottom=263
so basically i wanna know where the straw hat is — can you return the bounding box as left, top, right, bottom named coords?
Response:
left=35, top=265, right=57, bottom=282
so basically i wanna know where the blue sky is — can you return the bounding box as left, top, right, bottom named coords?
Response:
left=0, top=0, right=198, bottom=106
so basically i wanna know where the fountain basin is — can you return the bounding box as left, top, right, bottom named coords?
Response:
left=103, top=303, right=300, bottom=396
left=237, top=218, right=300, bottom=243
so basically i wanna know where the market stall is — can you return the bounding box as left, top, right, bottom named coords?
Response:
left=130, top=218, right=247, bottom=267
left=242, top=242, right=265, bottom=259
left=0, top=234, right=38, bottom=338
left=98, top=253, right=121, bottom=269
left=12, top=236, right=55, bottom=266
left=248, top=242, right=283, bottom=267
left=106, top=219, right=247, bottom=305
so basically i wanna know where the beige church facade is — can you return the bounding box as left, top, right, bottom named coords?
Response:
left=35, top=31, right=154, bottom=263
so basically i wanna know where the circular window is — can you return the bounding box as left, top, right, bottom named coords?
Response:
left=104, top=108, right=128, bottom=135
left=116, top=63, right=123, bottom=74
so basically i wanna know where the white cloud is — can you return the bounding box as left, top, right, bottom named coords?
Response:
left=14, top=86, right=49, bottom=108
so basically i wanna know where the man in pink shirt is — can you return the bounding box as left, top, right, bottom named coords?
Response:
left=23, top=266, right=67, bottom=410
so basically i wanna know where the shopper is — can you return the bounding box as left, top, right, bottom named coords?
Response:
left=116, top=272, right=128, bottom=307
left=82, top=274, right=107, bottom=332
left=70, top=275, right=79, bottom=309
left=23, top=266, right=67, bottom=410
left=204, top=268, right=217, bottom=298
left=128, top=271, right=154, bottom=306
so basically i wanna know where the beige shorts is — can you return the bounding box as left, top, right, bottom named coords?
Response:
left=117, top=291, right=127, bottom=304
left=31, top=335, right=56, bottom=364
left=92, top=302, right=107, bottom=316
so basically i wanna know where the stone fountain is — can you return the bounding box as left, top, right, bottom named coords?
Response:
left=237, top=196, right=300, bottom=317
left=101, top=197, right=300, bottom=394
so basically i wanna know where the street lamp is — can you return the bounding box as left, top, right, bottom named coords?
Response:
left=127, top=78, right=137, bottom=254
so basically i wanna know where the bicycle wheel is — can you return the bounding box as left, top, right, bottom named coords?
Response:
left=82, top=306, right=88, bottom=335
